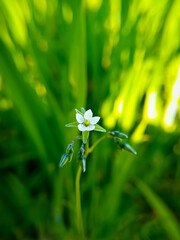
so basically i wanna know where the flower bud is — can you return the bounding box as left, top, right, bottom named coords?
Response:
left=59, top=153, right=69, bottom=167
left=81, top=157, right=86, bottom=172
left=66, top=143, right=74, bottom=162
left=114, top=137, right=123, bottom=147
left=59, top=143, right=74, bottom=168
left=123, top=142, right=137, bottom=155
left=109, top=131, right=128, bottom=139
left=77, top=143, right=86, bottom=172
left=77, top=143, right=85, bottom=158
left=115, top=138, right=137, bottom=155
left=66, top=143, right=74, bottom=155
left=114, top=138, right=137, bottom=155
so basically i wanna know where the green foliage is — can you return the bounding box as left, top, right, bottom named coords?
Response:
left=94, top=124, right=106, bottom=132
left=137, top=179, right=180, bottom=240
left=0, top=0, right=180, bottom=239
left=82, top=131, right=89, bottom=144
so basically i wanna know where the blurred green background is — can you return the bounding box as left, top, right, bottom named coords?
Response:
left=0, top=0, right=180, bottom=239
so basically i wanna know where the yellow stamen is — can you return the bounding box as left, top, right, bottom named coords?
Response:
left=84, top=119, right=90, bottom=126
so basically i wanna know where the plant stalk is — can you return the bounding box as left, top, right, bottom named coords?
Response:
left=86, top=135, right=107, bottom=155
left=76, top=165, right=84, bottom=239
left=75, top=134, right=107, bottom=238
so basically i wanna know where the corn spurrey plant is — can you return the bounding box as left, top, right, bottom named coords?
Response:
left=59, top=108, right=137, bottom=238
left=59, top=108, right=137, bottom=172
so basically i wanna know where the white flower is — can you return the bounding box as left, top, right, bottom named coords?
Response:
left=76, top=109, right=100, bottom=132
left=65, top=108, right=106, bottom=133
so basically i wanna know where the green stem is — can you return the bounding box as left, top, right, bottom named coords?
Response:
left=76, top=165, right=84, bottom=239
left=75, top=134, right=107, bottom=238
left=86, top=134, right=107, bottom=156
left=72, top=135, right=82, bottom=144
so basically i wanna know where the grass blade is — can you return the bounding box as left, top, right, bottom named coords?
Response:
left=136, top=179, right=180, bottom=240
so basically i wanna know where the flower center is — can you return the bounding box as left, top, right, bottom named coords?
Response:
left=84, top=119, right=90, bottom=126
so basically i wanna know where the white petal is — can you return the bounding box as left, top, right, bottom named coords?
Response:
left=84, top=109, right=93, bottom=120
left=85, top=125, right=95, bottom=131
left=78, top=124, right=87, bottom=131
left=90, top=116, right=100, bottom=124
left=76, top=113, right=84, bottom=123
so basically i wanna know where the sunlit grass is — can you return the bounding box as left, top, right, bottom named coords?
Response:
left=0, top=0, right=180, bottom=239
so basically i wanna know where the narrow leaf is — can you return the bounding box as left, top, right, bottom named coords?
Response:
left=65, top=122, right=79, bottom=127
left=137, top=179, right=180, bottom=240
left=94, top=124, right=106, bottom=132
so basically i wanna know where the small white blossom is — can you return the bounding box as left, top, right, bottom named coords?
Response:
left=76, top=109, right=100, bottom=132
left=65, top=108, right=106, bottom=133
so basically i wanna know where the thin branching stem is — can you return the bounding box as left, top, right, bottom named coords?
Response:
left=86, top=134, right=107, bottom=156
left=71, top=135, right=82, bottom=144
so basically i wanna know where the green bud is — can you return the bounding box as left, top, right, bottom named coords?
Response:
left=77, top=143, right=85, bottom=159
left=114, top=138, right=137, bottom=155
left=69, top=151, right=74, bottom=162
left=66, top=143, right=74, bottom=162
left=81, top=157, right=86, bottom=172
left=123, top=142, right=137, bottom=155
left=59, top=153, right=69, bottom=167
left=114, top=137, right=123, bottom=146
left=66, top=143, right=74, bottom=155
left=59, top=143, right=74, bottom=168
left=109, top=131, right=128, bottom=139
left=77, top=144, right=86, bottom=172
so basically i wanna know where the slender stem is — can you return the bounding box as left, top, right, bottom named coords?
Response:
left=72, top=135, right=82, bottom=144
left=86, top=135, right=107, bottom=156
left=75, top=134, right=107, bottom=238
left=76, top=165, right=84, bottom=239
